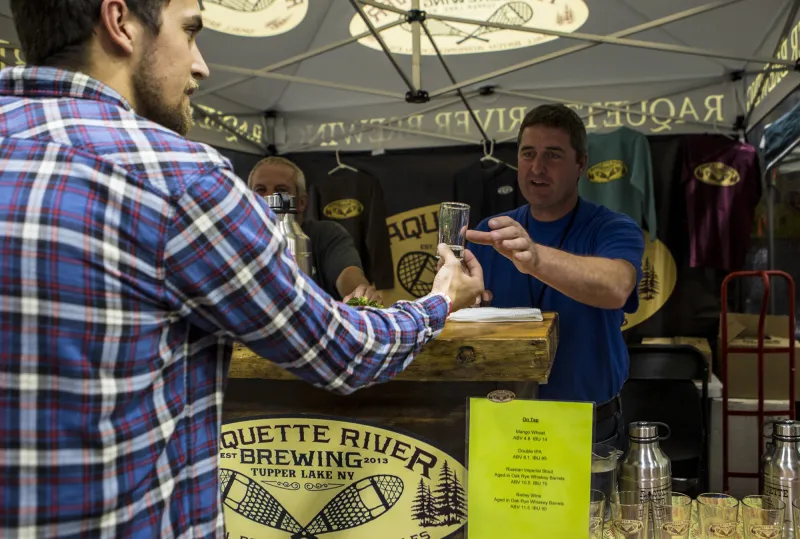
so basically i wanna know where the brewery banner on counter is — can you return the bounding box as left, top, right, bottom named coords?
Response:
left=219, top=415, right=467, bottom=539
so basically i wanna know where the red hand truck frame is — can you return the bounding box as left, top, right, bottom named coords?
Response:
left=720, top=270, right=796, bottom=493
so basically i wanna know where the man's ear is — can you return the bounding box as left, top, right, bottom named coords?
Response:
left=98, top=0, right=140, bottom=56
left=577, top=153, right=588, bottom=176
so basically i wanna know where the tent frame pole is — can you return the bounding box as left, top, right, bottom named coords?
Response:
left=419, top=16, right=490, bottom=142
left=387, top=0, right=750, bottom=98
left=358, top=1, right=794, bottom=70
left=195, top=19, right=406, bottom=99
left=207, top=63, right=407, bottom=100
left=411, top=0, right=422, bottom=90
left=349, top=0, right=416, bottom=93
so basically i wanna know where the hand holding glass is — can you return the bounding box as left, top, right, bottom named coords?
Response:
left=438, top=202, right=470, bottom=259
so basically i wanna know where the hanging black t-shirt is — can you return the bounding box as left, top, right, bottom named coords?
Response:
left=453, top=160, right=525, bottom=228
left=306, top=169, right=395, bottom=290
left=648, top=135, right=689, bottom=260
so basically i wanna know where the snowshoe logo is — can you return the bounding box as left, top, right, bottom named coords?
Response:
left=587, top=160, right=628, bottom=183
left=487, top=389, right=516, bottom=403
left=613, top=519, right=644, bottom=534
left=497, top=185, right=514, bottom=195
left=323, top=198, right=365, bottom=220
left=219, top=416, right=467, bottom=538
left=706, top=523, right=737, bottom=537
left=661, top=521, right=690, bottom=535
left=694, top=162, right=741, bottom=187
left=350, top=0, right=589, bottom=56
left=748, top=525, right=782, bottom=539
left=200, top=0, right=308, bottom=37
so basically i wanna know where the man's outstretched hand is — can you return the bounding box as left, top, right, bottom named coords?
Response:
left=466, top=217, right=539, bottom=276
left=431, top=244, right=485, bottom=312
left=343, top=284, right=383, bottom=304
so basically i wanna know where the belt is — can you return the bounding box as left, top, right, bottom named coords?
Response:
left=595, top=394, right=622, bottom=424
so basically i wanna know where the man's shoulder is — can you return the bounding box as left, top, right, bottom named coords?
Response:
left=303, top=219, right=350, bottom=238
left=1, top=95, right=235, bottom=198
left=475, top=204, right=529, bottom=231
left=583, top=199, right=641, bottom=232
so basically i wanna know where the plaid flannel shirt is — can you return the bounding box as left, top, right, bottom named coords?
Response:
left=0, top=66, right=450, bottom=539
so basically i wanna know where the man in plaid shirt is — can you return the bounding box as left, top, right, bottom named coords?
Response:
left=0, top=0, right=486, bottom=537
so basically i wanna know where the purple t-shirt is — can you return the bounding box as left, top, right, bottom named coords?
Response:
left=683, top=135, right=761, bottom=271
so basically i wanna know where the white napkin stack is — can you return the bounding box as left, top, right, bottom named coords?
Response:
left=448, top=307, right=543, bottom=323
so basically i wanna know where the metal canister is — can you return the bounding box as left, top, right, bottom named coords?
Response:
left=265, top=192, right=312, bottom=277
left=761, top=420, right=800, bottom=537
left=620, top=422, right=672, bottom=538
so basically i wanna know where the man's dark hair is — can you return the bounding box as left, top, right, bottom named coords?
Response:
left=516, top=104, right=588, bottom=162
left=11, top=0, right=168, bottom=68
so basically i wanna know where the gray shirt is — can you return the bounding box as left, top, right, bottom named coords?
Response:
left=302, top=219, right=364, bottom=300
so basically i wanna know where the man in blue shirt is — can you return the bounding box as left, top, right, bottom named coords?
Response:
left=467, top=104, right=645, bottom=450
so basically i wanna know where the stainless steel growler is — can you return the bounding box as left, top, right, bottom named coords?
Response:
left=620, top=422, right=672, bottom=538
left=265, top=192, right=312, bottom=277
left=761, top=420, right=800, bottom=537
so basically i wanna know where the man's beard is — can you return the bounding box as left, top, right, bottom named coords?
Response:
left=132, top=47, right=194, bottom=136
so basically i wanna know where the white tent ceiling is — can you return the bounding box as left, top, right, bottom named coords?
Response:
left=0, top=0, right=798, bottom=155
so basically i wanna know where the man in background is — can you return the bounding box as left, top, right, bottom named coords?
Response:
left=467, top=104, right=645, bottom=451
left=249, top=156, right=382, bottom=303
left=0, top=0, right=485, bottom=537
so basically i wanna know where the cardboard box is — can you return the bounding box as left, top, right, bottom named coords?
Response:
left=718, top=313, right=799, bottom=400
left=640, top=337, right=713, bottom=381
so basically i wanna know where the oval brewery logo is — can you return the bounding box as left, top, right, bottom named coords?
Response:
left=587, top=160, right=628, bottom=183
left=694, top=162, right=741, bottom=187
left=200, top=0, right=308, bottom=38
left=323, top=199, right=364, bottom=220
left=219, top=416, right=467, bottom=539
left=350, top=0, right=589, bottom=56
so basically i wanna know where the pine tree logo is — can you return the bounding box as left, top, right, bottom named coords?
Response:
left=410, top=478, right=438, bottom=526
left=411, top=461, right=467, bottom=528
left=639, top=256, right=660, bottom=301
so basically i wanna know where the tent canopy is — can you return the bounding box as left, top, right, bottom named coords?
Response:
left=0, top=0, right=799, bottom=154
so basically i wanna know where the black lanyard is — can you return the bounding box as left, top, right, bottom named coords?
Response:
left=527, top=198, right=580, bottom=309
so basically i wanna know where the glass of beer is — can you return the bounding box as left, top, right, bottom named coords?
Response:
left=438, top=202, right=470, bottom=259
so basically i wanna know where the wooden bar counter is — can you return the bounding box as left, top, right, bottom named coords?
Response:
left=222, top=312, right=559, bottom=464
left=219, top=313, right=558, bottom=538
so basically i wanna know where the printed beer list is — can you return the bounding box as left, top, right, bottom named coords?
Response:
left=467, top=398, right=593, bottom=538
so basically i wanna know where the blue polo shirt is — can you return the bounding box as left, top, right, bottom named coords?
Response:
left=467, top=198, right=644, bottom=404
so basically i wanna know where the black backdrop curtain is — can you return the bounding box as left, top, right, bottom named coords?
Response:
left=215, top=138, right=734, bottom=346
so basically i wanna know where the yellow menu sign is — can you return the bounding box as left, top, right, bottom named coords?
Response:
left=467, top=398, right=594, bottom=537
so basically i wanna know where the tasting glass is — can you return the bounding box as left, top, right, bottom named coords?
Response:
left=742, top=495, right=784, bottom=539
left=697, top=493, right=739, bottom=539
left=438, top=202, right=470, bottom=259
left=589, top=489, right=605, bottom=539
left=611, top=490, right=649, bottom=539
left=652, top=492, right=692, bottom=538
